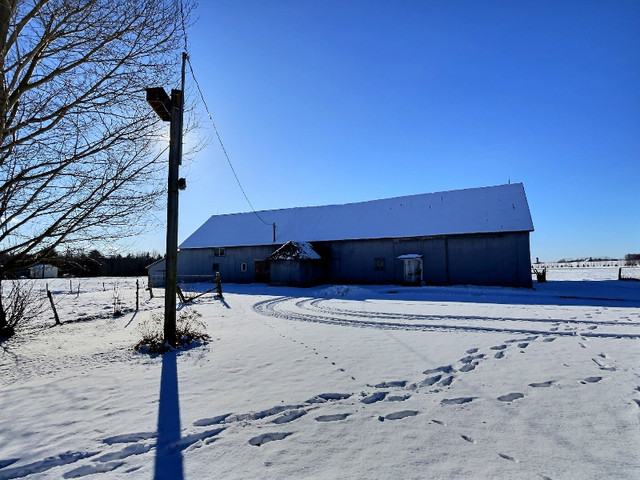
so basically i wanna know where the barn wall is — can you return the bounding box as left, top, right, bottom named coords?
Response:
left=269, top=260, right=322, bottom=286
left=313, top=231, right=531, bottom=287
left=446, top=232, right=531, bottom=287
left=150, top=232, right=531, bottom=288
left=149, top=245, right=278, bottom=286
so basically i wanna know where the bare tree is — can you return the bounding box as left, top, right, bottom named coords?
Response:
left=0, top=0, right=193, bottom=334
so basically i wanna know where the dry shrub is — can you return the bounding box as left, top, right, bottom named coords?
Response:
left=0, top=280, right=46, bottom=340
left=134, top=309, right=210, bottom=354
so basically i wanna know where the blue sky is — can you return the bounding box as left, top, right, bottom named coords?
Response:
left=133, top=1, right=639, bottom=262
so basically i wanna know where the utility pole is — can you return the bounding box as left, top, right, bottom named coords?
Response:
left=146, top=52, right=187, bottom=348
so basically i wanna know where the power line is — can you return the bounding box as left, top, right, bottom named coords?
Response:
left=178, top=1, right=269, bottom=225
left=185, top=56, right=270, bottom=225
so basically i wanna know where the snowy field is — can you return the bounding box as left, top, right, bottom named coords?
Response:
left=1, top=268, right=640, bottom=480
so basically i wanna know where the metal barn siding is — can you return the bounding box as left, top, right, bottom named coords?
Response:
left=313, top=232, right=531, bottom=287
left=168, top=245, right=278, bottom=284
left=269, top=260, right=322, bottom=286
left=315, top=239, right=397, bottom=285
left=446, top=232, right=532, bottom=287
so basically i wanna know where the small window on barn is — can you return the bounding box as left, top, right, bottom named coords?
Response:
left=240, top=262, right=247, bottom=272
left=214, top=248, right=225, bottom=257
left=212, top=263, right=219, bottom=272
left=374, top=258, right=385, bottom=271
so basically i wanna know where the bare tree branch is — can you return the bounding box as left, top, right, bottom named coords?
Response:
left=0, top=0, right=195, bottom=274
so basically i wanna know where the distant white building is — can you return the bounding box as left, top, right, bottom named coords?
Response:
left=30, top=264, right=59, bottom=279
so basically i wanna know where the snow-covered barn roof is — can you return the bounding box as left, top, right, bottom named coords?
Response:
left=180, top=183, right=534, bottom=249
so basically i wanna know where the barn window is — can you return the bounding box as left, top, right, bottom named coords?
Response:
left=374, top=258, right=385, bottom=271
left=212, top=263, right=219, bottom=272
left=214, top=248, right=225, bottom=257
left=240, top=262, right=247, bottom=272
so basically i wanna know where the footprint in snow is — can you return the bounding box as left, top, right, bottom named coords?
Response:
left=461, top=434, right=475, bottom=443
left=306, top=393, right=352, bottom=403
left=102, top=432, right=156, bottom=445
left=380, top=410, right=419, bottom=421
left=517, top=342, right=529, bottom=349
left=529, top=381, right=554, bottom=388
left=65, top=461, right=125, bottom=478
left=459, top=363, right=477, bottom=372
left=249, top=432, right=293, bottom=446
left=441, top=397, right=476, bottom=406
left=361, top=392, right=388, bottom=404
left=423, top=365, right=456, bottom=375
left=499, top=453, right=518, bottom=462
left=272, top=409, right=307, bottom=424
left=543, top=338, right=556, bottom=342
left=432, top=419, right=446, bottom=426
left=497, top=392, right=525, bottom=402
left=490, top=345, right=507, bottom=351
left=387, top=394, right=411, bottom=402
left=581, top=377, right=602, bottom=384
left=592, top=358, right=616, bottom=371
left=315, top=413, right=351, bottom=422
left=494, top=351, right=505, bottom=359
left=374, top=380, right=407, bottom=388
left=466, top=348, right=479, bottom=354
left=460, top=353, right=485, bottom=364
left=420, top=375, right=442, bottom=387
left=439, top=376, right=454, bottom=387
left=0, top=459, right=18, bottom=469
left=193, top=414, right=231, bottom=427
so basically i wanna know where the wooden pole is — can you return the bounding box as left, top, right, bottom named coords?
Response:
left=163, top=54, right=186, bottom=348
left=46, top=287, right=61, bottom=325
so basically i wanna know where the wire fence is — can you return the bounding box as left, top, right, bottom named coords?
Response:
left=148, top=273, right=217, bottom=293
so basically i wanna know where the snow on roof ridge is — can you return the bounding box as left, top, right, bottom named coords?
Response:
left=202, top=183, right=523, bottom=220
left=180, top=183, right=533, bottom=249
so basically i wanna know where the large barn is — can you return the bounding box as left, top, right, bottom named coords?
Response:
left=148, top=183, right=534, bottom=288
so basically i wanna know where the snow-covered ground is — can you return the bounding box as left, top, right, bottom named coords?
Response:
left=1, top=268, right=640, bottom=480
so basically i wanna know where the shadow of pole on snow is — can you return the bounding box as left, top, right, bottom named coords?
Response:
left=154, top=350, right=184, bottom=480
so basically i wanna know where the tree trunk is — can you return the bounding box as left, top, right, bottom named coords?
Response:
left=0, top=278, right=14, bottom=339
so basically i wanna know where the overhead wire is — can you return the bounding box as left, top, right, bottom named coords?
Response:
left=186, top=57, right=270, bottom=226
left=178, top=0, right=270, bottom=226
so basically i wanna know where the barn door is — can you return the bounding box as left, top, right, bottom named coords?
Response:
left=254, top=260, right=270, bottom=283
left=402, top=258, right=423, bottom=286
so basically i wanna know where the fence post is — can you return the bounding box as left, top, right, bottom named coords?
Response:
left=216, top=272, right=223, bottom=299
left=46, top=286, right=61, bottom=325
left=136, top=279, right=139, bottom=310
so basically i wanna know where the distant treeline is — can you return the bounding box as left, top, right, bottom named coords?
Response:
left=550, top=254, right=639, bottom=266
left=47, top=250, right=162, bottom=277
left=624, top=253, right=640, bottom=265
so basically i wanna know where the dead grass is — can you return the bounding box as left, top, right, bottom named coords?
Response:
left=134, top=309, right=210, bottom=354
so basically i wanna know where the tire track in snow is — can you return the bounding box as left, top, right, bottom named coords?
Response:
left=253, top=297, right=640, bottom=338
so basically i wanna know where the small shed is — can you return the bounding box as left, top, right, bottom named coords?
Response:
left=267, top=241, right=322, bottom=286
